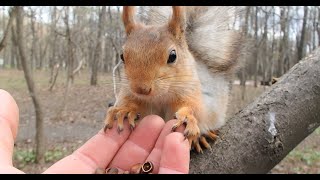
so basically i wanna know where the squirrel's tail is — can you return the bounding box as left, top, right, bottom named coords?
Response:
left=139, top=6, right=245, bottom=74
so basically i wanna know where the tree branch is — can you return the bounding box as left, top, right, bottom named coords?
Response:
left=189, top=48, right=320, bottom=174
left=0, top=7, right=16, bottom=52
left=72, top=59, right=83, bottom=75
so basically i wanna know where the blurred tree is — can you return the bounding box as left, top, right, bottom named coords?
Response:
left=15, top=6, right=45, bottom=163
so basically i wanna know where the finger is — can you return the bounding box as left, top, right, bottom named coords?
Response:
left=108, top=115, right=165, bottom=171
left=0, top=165, right=25, bottom=174
left=158, top=132, right=190, bottom=174
left=145, top=119, right=185, bottom=173
left=0, top=89, right=19, bottom=166
left=43, top=120, right=131, bottom=174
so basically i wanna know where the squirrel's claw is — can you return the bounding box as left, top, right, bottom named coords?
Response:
left=206, top=130, right=219, bottom=141
left=104, top=106, right=139, bottom=133
left=103, top=107, right=118, bottom=133
left=189, top=133, right=218, bottom=153
left=193, top=139, right=203, bottom=154
left=199, top=136, right=211, bottom=150
left=103, top=124, right=112, bottom=133
left=173, top=108, right=201, bottom=152
left=172, top=106, right=220, bottom=153
left=128, top=112, right=140, bottom=131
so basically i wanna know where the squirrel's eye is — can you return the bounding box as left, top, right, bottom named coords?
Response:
left=167, top=50, right=176, bottom=64
left=120, top=54, right=124, bottom=63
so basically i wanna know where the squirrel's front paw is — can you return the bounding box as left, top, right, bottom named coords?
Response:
left=172, top=107, right=201, bottom=151
left=104, top=106, right=140, bottom=133
left=171, top=107, right=220, bottom=154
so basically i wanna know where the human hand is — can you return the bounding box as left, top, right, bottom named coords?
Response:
left=0, top=89, right=190, bottom=174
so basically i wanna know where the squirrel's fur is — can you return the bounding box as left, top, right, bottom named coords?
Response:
left=104, top=6, right=245, bottom=153
left=140, top=6, right=245, bottom=74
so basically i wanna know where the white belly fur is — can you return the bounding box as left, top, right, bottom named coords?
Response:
left=196, top=62, right=230, bottom=134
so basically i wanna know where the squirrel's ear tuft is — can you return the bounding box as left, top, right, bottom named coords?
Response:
left=122, top=6, right=136, bottom=35
left=168, top=6, right=186, bottom=39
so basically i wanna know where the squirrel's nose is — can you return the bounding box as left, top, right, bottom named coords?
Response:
left=135, top=86, right=152, bottom=95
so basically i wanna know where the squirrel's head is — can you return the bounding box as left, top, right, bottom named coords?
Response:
left=121, top=6, right=195, bottom=99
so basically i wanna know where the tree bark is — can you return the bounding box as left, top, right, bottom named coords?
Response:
left=15, top=6, right=45, bottom=164
left=189, top=48, right=320, bottom=174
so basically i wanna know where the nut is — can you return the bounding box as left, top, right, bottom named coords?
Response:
left=106, top=167, right=119, bottom=174
left=130, top=163, right=142, bottom=174
left=95, top=168, right=106, bottom=174
left=140, top=161, right=154, bottom=174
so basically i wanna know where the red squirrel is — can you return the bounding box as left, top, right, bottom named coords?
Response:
left=104, top=6, right=244, bottom=153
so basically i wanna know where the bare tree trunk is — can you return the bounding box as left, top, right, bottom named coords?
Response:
left=262, top=7, right=269, bottom=83
left=317, top=7, right=320, bottom=47
left=49, top=6, right=58, bottom=84
left=240, top=6, right=250, bottom=100
left=253, top=7, right=259, bottom=88
left=312, top=7, right=317, bottom=51
left=37, top=8, right=46, bottom=70
left=10, top=24, right=21, bottom=70
left=90, top=6, right=106, bottom=86
left=30, top=8, right=38, bottom=71
left=277, top=7, right=285, bottom=77
left=64, top=6, right=74, bottom=87
left=10, top=25, right=16, bottom=69
left=107, top=6, right=121, bottom=79
left=269, top=7, right=276, bottom=81
left=48, top=63, right=60, bottom=91
left=298, top=6, right=309, bottom=61
left=39, top=38, right=48, bottom=71
left=56, top=7, right=75, bottom=120
left=285, top=7, right=291, bottom=73
left=15, top=6, right=45, bottom=164
left=0, top=7, right=16, bottom=52
left=190, top=47, right=320, bottom=174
